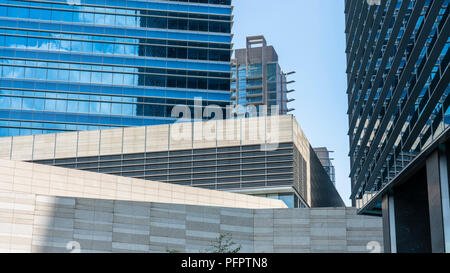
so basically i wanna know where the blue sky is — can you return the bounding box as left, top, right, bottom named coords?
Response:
left=233, top=0, right=351, bottom=205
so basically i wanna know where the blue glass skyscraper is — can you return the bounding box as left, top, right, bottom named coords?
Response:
left=0, top=0, right=233, bottom=137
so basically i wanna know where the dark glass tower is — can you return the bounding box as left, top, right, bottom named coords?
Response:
left=345, top=0, right=449, bottom=252
left=0, top=0, right=233, bottom=137
left=231, top=36, right=295, bottom=116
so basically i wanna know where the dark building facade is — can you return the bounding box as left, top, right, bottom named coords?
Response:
left=0, top=0, right=233, bottom=137
left=345, top=0, right=449, bottom=252
left=31, top=141, right=313, bottom=208
left=313, top=147, right=336, bottom=186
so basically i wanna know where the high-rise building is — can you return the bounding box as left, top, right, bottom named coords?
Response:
left=0, top=0, right=233, bottom=137
left=231, top=35, right=295, bottom=116
left=345, top=0, right=449, bottom=252
left=313, top=147, right=336, bottom=186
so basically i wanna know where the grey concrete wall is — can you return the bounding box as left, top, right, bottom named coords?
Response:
left=0, top=191, right=383, bottom=253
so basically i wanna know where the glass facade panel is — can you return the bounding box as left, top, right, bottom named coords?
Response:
left=0, top=0, right=232, bottom=137
left=346, top=0, right=450, bottom=209
left=256, top=192, right=306, bottom=208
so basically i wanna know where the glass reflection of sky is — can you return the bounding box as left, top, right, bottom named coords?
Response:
left=0, top=0, right=233, bottom=136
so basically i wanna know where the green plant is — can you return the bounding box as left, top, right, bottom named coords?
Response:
left=203, top=233, right=241, bottom=253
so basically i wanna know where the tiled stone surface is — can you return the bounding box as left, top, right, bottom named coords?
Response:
left=0, top=117, right=297, bottom=161
left=0, top=158, right=286, bottom=210
left=33, top=134, right=56, bottom=160
left=0, top=192, right=383, bottom=253
left=10, top=135, right=34, bottom=161
left=0, top=192, right=35, bottom=253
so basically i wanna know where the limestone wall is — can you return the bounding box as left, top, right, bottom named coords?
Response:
left=0, top=191, right=383, bottom=253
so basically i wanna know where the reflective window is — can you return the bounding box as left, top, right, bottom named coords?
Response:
left=0, top=0, right=232, bottom=136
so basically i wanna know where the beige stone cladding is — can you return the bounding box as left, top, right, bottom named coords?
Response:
left=0, top=191, right=383, bottom=253
left=0, top=115, right=302, bottom=162
left=0, top=158, right=286, bottom=210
